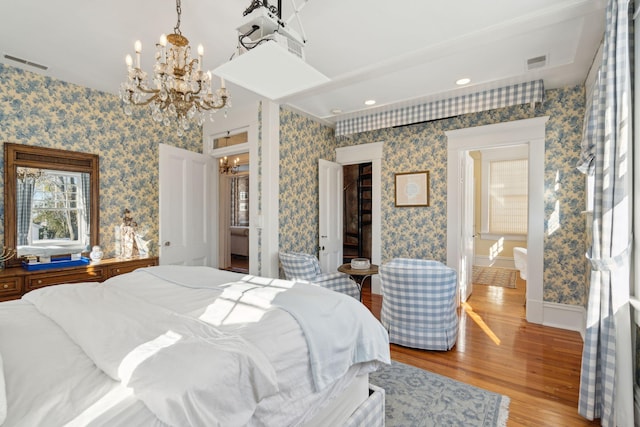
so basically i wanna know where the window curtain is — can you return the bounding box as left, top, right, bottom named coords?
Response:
left=230, top=176, right=239, bottom=227
left=335, top=80, right=544, bottom=137
left=577, top=0, right=634, bottom=425
left=16, top=178, right=35, bottom=246
left=82, top=173, right=91, bottom=246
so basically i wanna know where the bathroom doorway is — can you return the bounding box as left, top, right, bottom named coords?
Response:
left=214, top=131, right=250, bottom=273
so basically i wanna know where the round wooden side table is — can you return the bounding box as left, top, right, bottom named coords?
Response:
left=338, top=263, right=379, bottom=301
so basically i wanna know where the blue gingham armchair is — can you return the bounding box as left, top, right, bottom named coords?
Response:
left=379, top=258, right=458, bottom=350
left=279, top=252, right=360, bottom=299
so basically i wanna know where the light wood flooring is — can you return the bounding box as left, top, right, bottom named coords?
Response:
left=361, top=275, right=601, bottom=427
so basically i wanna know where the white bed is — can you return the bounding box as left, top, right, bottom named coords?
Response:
left=0, top=266, right=390, bottom=427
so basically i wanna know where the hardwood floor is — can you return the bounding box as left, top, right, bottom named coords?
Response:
left=361, top=276, right=600, bottom=427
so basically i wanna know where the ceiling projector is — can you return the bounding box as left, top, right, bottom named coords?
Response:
left=213, top=5, right=329, bottom=100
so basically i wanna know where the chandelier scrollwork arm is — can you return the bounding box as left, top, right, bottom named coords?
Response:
left=120, top=0, right=230, bottom=135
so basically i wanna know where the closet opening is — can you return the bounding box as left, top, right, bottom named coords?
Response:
left=343, top=162, right=373, bottom=263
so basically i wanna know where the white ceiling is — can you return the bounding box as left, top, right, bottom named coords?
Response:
left=0, top=0, right=606, bottom=126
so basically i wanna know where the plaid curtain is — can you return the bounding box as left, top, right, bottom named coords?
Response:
left=578, top=0, right=634, bottom=425
left=16, top=178, right=35, bottom=245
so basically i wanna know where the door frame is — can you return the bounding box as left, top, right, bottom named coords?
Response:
left=336, top=142, right=383, bottom=294
left=460, top=151, right=475, bottom=303
left=446, top=117, right=548, bottom=324
left=210, top=135, right=250, bottom=270
left=204, top=103, right=260, bottom=274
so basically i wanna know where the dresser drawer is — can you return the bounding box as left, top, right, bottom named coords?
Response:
left=26, top=267, right=106, bottom=291
left=108, top=258, right=158, bottom=277
left=0, top=277, right=22, bottom=298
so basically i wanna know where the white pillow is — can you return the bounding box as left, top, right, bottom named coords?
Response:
left=0, top=352, right=5, bottom=425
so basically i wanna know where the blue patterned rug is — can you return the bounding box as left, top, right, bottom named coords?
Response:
left=370, top=361, right=510, bottom=427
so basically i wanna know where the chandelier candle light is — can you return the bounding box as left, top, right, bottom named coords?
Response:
left=220, top=156, right=240, bottom=175
left=120, top=0, right=229, bottom=135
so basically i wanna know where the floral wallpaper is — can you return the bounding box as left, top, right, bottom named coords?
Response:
left=2, top=61, right=588, bottom=307
left=280, top=86, right=587, bottom=306
left=279, top=107, right=335, bottom=256
left=0, top=63, right=202, bottom=258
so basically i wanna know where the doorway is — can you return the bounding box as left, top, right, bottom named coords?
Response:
left=213, top=131, right=250, bottom=273
left=342, top=162, right=373, bottom=263
left=470, top=145, right=529, bottom=272
left=446, top=117, right=547, bottom=324
left=335, top=142, right=383, bottom=293
left=225, top=170, right=250, bottom=273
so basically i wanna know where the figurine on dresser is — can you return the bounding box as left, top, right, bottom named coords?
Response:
left=118, top=209, right=139, bottom=259
left=115, top=209, right=151, bottom=259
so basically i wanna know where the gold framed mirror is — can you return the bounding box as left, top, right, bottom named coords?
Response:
left=3, top=143, right=99, bottom=267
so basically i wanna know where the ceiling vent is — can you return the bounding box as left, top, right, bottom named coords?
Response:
left=3, top=54, right=48, bottom=71
left=527, top=55, right=547, bottom=71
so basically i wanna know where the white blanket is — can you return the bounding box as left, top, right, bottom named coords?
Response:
left=0, top=351, right=5, bottom=426
left=24, top=283, right=278, bottom=427
left=140, top=266, right=391, bottom=391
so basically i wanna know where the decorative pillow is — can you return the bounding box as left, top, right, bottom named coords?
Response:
left=0, top=352, right=5, bottom=425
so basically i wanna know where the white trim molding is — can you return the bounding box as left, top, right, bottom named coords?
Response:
left=336, top=142, right=384, bottom=294
left=542, top=302, right=587, bottom=339
left=203, top=101, right=261, bottom=276
left=473, top=255, right=516, bottom=269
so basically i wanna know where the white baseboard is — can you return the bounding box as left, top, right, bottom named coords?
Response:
left=526, top=298, right=544, bottom=324
left=542, top=301, right=586, bottom=339
left=474, top=255, right=516, bottom=269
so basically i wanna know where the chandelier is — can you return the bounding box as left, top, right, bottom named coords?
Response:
left=120, top=0, right=229, bottom=135
left=219, top=156, right=240, bottom=175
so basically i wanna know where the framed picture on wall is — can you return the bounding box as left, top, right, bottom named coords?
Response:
left=395, top=171, right=430, bottom=207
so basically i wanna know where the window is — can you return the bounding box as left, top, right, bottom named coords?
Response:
left=480, top=145, right=528, bottom=238
left=22, top=169, right=88, bottom=247
left=489, top=159, right=528, bottom=234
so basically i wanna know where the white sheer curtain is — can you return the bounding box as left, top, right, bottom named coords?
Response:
left=577, top=0, right=634, bottom=425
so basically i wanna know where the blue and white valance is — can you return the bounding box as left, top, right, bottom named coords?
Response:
left=335, top=79, right=545, bottom=137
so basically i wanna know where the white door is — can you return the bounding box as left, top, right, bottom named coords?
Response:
left=460, top=152, right=475, bottom=302
left=318, top=159, right=343, bottom=273
left=159, top=143, right=213, bottom=266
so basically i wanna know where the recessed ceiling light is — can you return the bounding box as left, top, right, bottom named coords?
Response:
left=456, top=78, right=471, bottom=85
left=364, top=99, right=376, bottom=106
left=330, top=108, right=343, bottom=115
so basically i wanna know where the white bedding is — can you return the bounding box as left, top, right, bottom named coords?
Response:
left=0, top=266, right=390, bottom=426
left=23, top=284, right=279, bottom=427
left=0, top=352, right=5, bottom=425
left=139, top=266, right=390, bottom=391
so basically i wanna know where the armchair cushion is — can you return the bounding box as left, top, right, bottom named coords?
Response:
left=279, top=252, right=322, bottom=281
left=380, top=258, right=458, bottom=350
left=279, top=252, right=359, bottom=299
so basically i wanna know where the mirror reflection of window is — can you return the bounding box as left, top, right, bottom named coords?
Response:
left=16, top=167, right=90, bottom=256
left=230, top=176, right=249, bottom=227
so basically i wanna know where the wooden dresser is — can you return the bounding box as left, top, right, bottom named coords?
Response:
left=0, top=256, right=159, bottom=302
